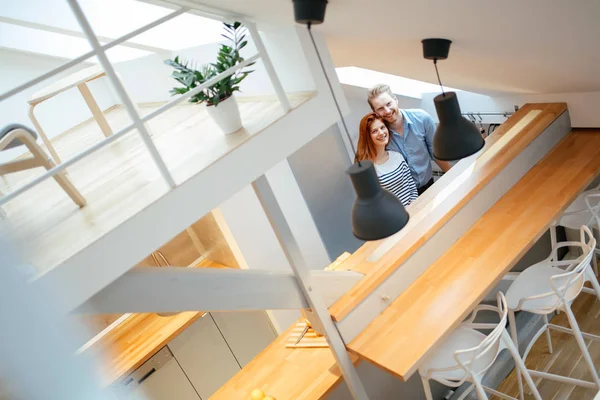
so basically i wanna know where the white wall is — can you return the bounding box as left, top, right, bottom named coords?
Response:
left=114, top=25, right=316, bottom=105
left=420, top=90, right=600, bottom=127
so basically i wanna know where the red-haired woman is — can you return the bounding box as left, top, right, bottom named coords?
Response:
left=355, top=112, right=418, bottom=206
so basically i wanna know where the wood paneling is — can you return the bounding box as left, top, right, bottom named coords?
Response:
left=347, top=129, right=600, bottom=381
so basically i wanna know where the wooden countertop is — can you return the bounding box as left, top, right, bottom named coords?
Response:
left=210, top=253, right=358, bottom=400
left=86, top=258, right=227, bottom=386
left=210, top=319, right=359, bottom=400
left=328, top=103, right=567, bottom=322
left=347, top=129, right=600, bottom=380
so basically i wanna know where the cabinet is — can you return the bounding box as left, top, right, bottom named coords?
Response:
left=211, top=311, right=277, bottom=367
left=168, top=314, right=242, bottom=399
left=115, top=347, right=199, bottom=400
left=115, top=311, right=276, bottom=399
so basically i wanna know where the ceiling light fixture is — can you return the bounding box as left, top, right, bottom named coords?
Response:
left=293, top=0, right=409, bottom=241
left=422, top=38, right=485, bottom=161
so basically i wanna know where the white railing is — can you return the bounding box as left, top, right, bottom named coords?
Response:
left=0, top=0, right=290, bottom=206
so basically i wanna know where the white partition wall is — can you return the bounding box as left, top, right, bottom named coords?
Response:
left=219, top=159, right=331, bottom=333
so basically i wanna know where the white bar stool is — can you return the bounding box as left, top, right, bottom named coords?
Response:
left=418, top=292, right=542, bottom=400
left=550, top=187, right=600, bottom=276
left=505, top=225, right=600, bottom=397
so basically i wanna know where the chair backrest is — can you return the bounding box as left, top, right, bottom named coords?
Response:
left=519, top=226, right=595, bottom=312
left=452, top=292, right=508, bottom=378
left=585, top=193, right=600, bottom=250
left=0, top=125, right=38, bottom=150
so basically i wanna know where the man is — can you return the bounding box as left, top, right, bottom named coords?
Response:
left=368, top=84, right=452, bottom=195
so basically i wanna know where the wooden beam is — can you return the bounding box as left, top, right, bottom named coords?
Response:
left=75, top=267, right=363, bottom=314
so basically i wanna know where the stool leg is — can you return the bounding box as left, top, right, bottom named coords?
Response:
left=586, top=267, right=600, bottom=302
left=472, top=376, right=489, bottom=400
left=564, top=304, right=600, bottom=388
left=20, top=133, right=86, bottom=208
left=508, top=310, right=525, bottom=400
left=502, top=330, right=542, bottom=400
left=543, top=314, right=553, bottom=354
left=28, top=104, right=62, bottom=165
left=420, top=376, right=434, bottom=400
left=77, top=82, right=113, bottom=138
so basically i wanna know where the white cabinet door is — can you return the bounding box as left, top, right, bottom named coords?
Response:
left=117, top=353, right=199, bottom=400
left=168, top=314, right=241, bottom=399
left=211, top=311, right=277, bottom=367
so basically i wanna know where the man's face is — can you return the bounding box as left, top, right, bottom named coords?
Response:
left=371, top=92, right=399, bottom=124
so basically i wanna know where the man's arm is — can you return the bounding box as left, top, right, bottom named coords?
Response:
left=423, top=112, right=452, bottom=172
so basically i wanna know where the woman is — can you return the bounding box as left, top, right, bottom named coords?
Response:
left=355, top=112, right=418, bottom=206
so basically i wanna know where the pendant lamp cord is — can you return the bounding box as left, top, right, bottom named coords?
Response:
left=307, top=23, right=361, bottom=166
left=434, top=58, right=445, bottom=97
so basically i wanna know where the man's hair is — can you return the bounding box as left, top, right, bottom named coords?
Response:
left=367, top=84, right=394, bottom=110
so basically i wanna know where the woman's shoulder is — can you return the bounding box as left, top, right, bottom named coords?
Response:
left=387, top=150, right=407, bottom=164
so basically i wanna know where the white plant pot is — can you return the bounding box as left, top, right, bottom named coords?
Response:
left=206, top=95, right=243, bottom=135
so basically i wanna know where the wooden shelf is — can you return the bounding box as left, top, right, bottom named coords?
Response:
left=347, top=129, right=600, bottom=380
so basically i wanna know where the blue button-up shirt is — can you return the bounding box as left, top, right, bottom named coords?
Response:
left=386, top=109, right=436, bottom=187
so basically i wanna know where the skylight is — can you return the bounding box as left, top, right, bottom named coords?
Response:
left=336, top=66, right=459, bottom=99
left=0, top=22, right=152, bottom=63
left=0, top=0, right=224, bottom=62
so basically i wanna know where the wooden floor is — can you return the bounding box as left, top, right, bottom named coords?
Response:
left=494, top=289, right=600, bottom=400
left=0, top=93, right=312, bottom=274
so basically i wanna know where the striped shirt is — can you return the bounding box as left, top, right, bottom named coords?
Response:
left=374, top=151, right=418, bottom=206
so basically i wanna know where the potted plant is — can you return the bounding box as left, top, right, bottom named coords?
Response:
left=164, top=22, right=255, bottom=135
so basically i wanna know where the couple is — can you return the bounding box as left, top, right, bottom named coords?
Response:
left=355, top=84, right=452, bottom=207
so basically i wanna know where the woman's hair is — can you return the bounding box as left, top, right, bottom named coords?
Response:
left=355, top=112, right=385, bottom=163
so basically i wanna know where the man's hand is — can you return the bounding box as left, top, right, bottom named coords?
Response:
left=435, top=159, right=452, bottom=172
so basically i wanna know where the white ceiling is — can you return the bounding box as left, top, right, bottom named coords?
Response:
left=176, top=0, right=600, bottom=95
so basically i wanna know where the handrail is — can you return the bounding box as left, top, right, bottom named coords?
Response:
left=0, top=53, right=261, bottom=206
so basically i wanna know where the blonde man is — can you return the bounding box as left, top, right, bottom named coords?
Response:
left=368, top=84, right=451, bottom=194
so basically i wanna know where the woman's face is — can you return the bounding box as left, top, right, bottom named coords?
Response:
left=369, top=118, right=389, bottom=147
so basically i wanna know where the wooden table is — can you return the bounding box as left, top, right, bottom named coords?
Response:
left=347, top=129, right=600, bottom=380
left=28, top=65, right=113, bottom=164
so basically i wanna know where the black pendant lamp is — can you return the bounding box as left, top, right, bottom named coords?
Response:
left=293, top=0, right=409, bottom=240
left=422, top=38, right=484, bottom=161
